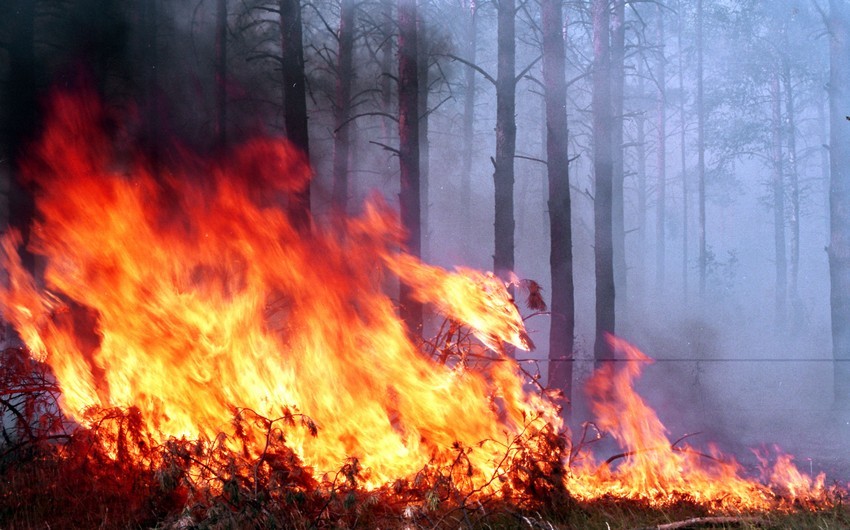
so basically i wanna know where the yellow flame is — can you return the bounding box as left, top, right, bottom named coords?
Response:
left=0, top=91, right=832, bottom=508
left=0, top=91, right=557, bottom=489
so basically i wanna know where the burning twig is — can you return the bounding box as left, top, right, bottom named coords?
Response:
left=568, top=422, right=607, bottom=467
left=602, top=431, right=728, bottom=468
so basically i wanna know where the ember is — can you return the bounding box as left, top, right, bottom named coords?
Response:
left=0, top=91, right=839, bottom=522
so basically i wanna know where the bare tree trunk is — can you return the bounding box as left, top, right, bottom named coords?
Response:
left=398, top=0, right=422, bottom=334
left=542, top=0, right=574, bottom=414
left=781, top=51, right=801, bottom=326
left=611, top=0, right=626, bottom=318
left=696, top=0, right=706, bottom=298
left=828, top=0, right=850, bottom=406
left=678, top=0, right=689, bottom=304
left=820, top=85, right=830, bottom=242
left=460, top=0, right=477, bottom=234
left=636, top=59, right=648, bottom=303
left=332, top=0, right=355, bottom=212
left=655, top=4, right=667, bottom=292
left=592, top=0, right=615, bottom=362
left=771, top=71, right=787, bottom=327
left=214, top=0, right=227, bottom=152
left=280, top=0, right=311, bottom=229
left=493, top=0, right=516, bottom=279
left=381, top=0, right=394, bottom=140
left=418, top=15, right=430, bottom=260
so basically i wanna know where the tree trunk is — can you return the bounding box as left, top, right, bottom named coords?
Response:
left=398, top=0, right=422, bottom=334
left=542, top=0, right=574, bottom=413
left=771, top=71, right=787, bottom=327
left=493, top=0, right=516, bottom=280
left=592, top=0, right=615, bottom=362
left=781, top=51, right=801, bottom=327
left=381, top=0, right=394, bottom=140
left=636, top=59, right=648, bottom=303
left=280, top=0, right=311, bottom=229
left=332, top=0, right=355, bottom=212
left=828, top=0, right=850, bottom=406
left=214, top=0, right=227, bottom=152
left=820, top=85, right=830, bottom=243
left=678, top=0, right=689, bottom=305
left=461, top=0, right=477, bottom=235
left=655, top=4, right=667, bottom=292
left=696, top=0, right=706, bottom=298
left=418, top=15, right=430, bottom=260
left=611, top=0, right=626, bottom=318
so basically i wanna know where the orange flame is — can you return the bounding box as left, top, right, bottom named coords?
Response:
left=566, top=335, right=830, bottom=509
left=0, top=92, right=557, bottom=487
left=0, top=91, right=835, bottom=509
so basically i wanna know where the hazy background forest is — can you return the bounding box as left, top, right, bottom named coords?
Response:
left=1, top=0, right=849, bottom=472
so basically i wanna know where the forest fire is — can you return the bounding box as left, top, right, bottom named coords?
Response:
left=567, top=336, right=830, bottom=510
left=0, top=92, right=837, bottom=519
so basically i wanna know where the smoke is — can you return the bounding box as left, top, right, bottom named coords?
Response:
left=0, top=0, right=844, bottom=478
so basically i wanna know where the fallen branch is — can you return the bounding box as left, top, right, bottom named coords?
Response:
left=632, top=516, right=762, bottom=530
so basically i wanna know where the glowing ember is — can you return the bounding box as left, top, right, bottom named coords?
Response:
left=0, top=91, right=836, bottom=510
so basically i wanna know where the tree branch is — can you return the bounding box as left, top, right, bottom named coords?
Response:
left=444, top=53, right=496, bottom=86
left=515, top=154, right=547, bottom=166
left=334, top=111, right=398, bottom=133
left=420, top=95, right=452, bottom=121
left=369, top=140, right=400, bottom=155
left=516, top=54, right=542, bottom=84
left=0, top=396, right=36, bottom=442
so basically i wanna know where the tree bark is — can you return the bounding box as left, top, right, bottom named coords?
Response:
left=542, top=0, right=574, bottom=412
left=828, top=0, right=850, bottom=406
left=611, top=0, right=626, bottom=317
left=418, top=14, right=430, bottom=260
left=280, top=0, right=311, bottom=229
left=592, top=0, right=615, bottom=362
left=493, top=0, right=516, bottom=279
left=636, top=58, right=648, bottom=302
left=398, top=0, right=423, bottom=334
left=771, top=71, right=787, bottom=327
left=381, top=0, right=394, bottom=140
left=332, top=0, right=355, bottom=212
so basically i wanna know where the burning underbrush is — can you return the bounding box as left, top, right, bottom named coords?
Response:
left=0, top=345, right=570, bottom=528
left=0, top=91, right=844, bottom=528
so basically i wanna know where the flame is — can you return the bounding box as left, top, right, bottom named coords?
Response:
left=0, top=91, right=835, bottom=510
left=566, top=335, right=830, bottom=510
left=0, top=91, right=557, bottom=487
